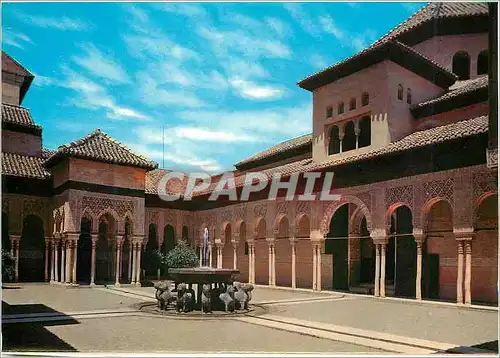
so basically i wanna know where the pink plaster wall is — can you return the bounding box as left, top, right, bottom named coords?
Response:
left=412, top=34, right=488, bottom=79
left=413, top=102, right=489, bottom=131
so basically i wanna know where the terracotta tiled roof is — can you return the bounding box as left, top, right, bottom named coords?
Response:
left=41, top=148, right=57, bottom=159
left=373, top=2, right=488, bottom=47
left=2, top=152, right=51, bottom=179
left=43, top=129, right=158, bottom=170
left=146, top=169, right=188, bottom=195
left=2, top=51, right=32, bottom=77
left=412, top=75, right=488, bottom=110
left=1, top=103, right=40, bottom=129
left=298, top=40, right=457, bottom=91
left=184, top=115, right=488, bottom=197
left=235, top=134, right=312, bottom=167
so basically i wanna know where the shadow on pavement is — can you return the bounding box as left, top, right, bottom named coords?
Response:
left=2, top=301, right=78, bottom=352
left=442, top=340, right=498, bottom=354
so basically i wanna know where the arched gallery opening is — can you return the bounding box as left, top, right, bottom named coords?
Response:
left=472, top=194, right=498, bottom=304
left=236, top=221, right=248, bottom=282
left=161, top=224, right=176, bottom=277
left=19, top=215, right=45, bottom=282
left=424, top=200, right=454, bottom=301
left=388, top=205, right=418, bottom=298
left=254, top=218, right=268, bottom=285
left=121, top=218, right=132, bottom=283
left=325, top=203, right=372, bottom=292
left=144, top=223, right=158, bottom=279
left=2, top=212, right=11, bottom=252
left=95, top=213, right=116, bottom=284
left=222, top=223, right=233, bottom=269
left=275, top=215, right=292, bottom=287
left=76, top=217, right=92, bottom=283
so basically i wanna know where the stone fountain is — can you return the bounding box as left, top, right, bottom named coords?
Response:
left=153, top=227, right=254, bottom=314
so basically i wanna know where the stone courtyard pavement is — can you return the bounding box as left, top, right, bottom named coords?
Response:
left=2, top=283, right=498, bottom=354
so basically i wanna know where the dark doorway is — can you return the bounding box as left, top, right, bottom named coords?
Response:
left=76, top=218, right=92, bottom=283
left=326, top=204, right=349, bottom=290
left=2, top=212, right=11, bottom=252
left=19, top=215, right=45, bottom=282
left=359, top=217, right=375, bottom=284
left=96, top=221, right=110, bottom=283
left=144, top=224, right=158, bottom=278
left=391, top=206, right=416, bottom=298
left=161, top=225, right=176, bottom=277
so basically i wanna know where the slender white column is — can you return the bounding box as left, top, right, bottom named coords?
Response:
left=267, top=243, right=273, bottom=286
left=464, top=241, right=472, bottom=305
left=312, top=242, right=317, bottom=291
left=54, top=240, right=59, bottom=283
left=248, top=243, right=252, bottom=283
left=457, top=241, right=464, bottom=304
left=44, top=239, right=50, bottom=281
left=316, top=244, right=322, bottom=291
left=14, top=241, right=19, bottom=282
left=415, top=241, right=423, bottom=300
left=291, top=240, right=296, bottom=289
left=199, top=246, right=203, bottom=267
left=65, top=241, right=71, bottom=283
left=272, top=244, right=276, bottom=286
left=90, top=235, right=97, bottom=286
left=128, top=240, right=133, bottom=282
left=50, top=240, right=56, bottom=283
left=251, top=244, right=256, bottom=284
left=72, top=240, right=78, bottom=284
left=374, top=244, right=380, bottom=297
left=135, top=242, right=142, bottom=286
left=131, top=243, right=137, bottom=285
left=380, top=243, right=386, bottom=298
left=115, top=240, right=122, bottom=286
left=233, top=243, right=237, bottom=270
left=61, top=241, right=66, bottom=283
left=209, top=244, right=213, bottom=268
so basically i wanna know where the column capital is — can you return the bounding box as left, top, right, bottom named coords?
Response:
left=414, top=234, right=426, bottom=244
left=66, top=232, right=80, bottom=241
left=10, top=234, right=21, bottom=243
left=289, top=237, right=297, bottom=246
left=266, top=237, right=276, bottom=246
left=231, top=241, right=238, bottom=249
left=371, top=236, right=388, bottom=245
left=115, top=235, right=124, bottom=244
left=453, top=228, right=475, bottom=241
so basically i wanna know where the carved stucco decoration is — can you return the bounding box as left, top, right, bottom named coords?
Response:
left=253, top=203, right=267, bottom=218
left=79, top=196, right=136, bottom=220
left=423, top=178, right=454, bottom=204
left=234, top=204, right=247, bottom=224
left=146, top=210, right=159, bottom=227
left=164, top=210, right=177, bottom=227
left=23, top=198, right=46, bottom=219
left=296, top=201, right=311, bottom=216
left=220, top=208, right=232, bottom=225
left=473, top=171, right=498, bottom=201
left=385, top=185, right=413, bottom=210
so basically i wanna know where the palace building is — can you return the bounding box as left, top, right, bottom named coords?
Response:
left=2, top=2, right=498, bottom=305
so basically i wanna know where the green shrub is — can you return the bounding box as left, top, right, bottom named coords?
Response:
left=2, top=249, right=15, bottom=282
left=165, top=240, right=198, bottom=269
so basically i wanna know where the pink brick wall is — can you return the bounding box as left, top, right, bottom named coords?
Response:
left=2, top=130, right=42, bottom=157
left=414, top=102, right=489, bottom=132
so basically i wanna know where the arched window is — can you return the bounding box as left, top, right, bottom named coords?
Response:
left=328, top=126, right=340, bottom=155
left=343, top=121, right=356, bottom=151
left=477, top=50, right=488, bottom=75
left=452, top=51, right=470, bottom=80
left=337, top=101, right=344, bottom=115
left=349, top=98, right=356, bottom=110
left=358, top=116, right=371, bottom=148
left=406, top=88, right=412, bottom=104
left=397, top=84, right=403, bottom=100
left=361, top=92, right=369, bottom=106
left=326, top=106, right=333, bottom=118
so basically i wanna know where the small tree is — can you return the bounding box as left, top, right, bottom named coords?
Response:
left=165, top=240, right=198, bottom=269
left=2, top=249, right=15, bottom=283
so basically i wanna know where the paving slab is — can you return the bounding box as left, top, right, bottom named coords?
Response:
left=2, top=284, right=145, bottom=314
left=268, top=296, right=498, bottom=347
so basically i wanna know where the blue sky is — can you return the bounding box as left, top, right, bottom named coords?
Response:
left=2, top=1, right=424, bottom=173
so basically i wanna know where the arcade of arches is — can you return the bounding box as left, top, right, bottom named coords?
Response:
left=3, top=166, right=498, bottom=305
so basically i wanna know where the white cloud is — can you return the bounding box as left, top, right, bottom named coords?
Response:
left=72, top=44, right=130, bottom=84
left=319, top=15, right=345, bottom=41
left=173, top=127, right=257, bottom=143
left=220, top=58, right=269, bottom=79
left=31, top=73, right=56, bottom=87
left=310, top=54, right=328, bottom=69
left=197, top=26, right=291, bottom=59
left=156, top=3, right=208, bottom=18
left=230, top=78, right=284, bottom=100
left=177, top=103, right=312, bottom=140
left=265, top=17, right=292, bottom=38
left=137, top=72, right=206, bottom=108
left=2, top=29, right=33, bottom=50
left=62, top=67, right=149, bottom=121
left=283, top=3, right=320, bottom=36
left=15, top=12, right=90, bottom=31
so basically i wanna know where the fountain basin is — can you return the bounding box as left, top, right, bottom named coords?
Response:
left=168, top=267, right=240, bottom=284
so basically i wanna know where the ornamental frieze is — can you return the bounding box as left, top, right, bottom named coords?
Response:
left=385, top=185, right=413, bottom=209
left=473, top=171, right=498, bottom=200
left=253, top=203, right=267, bottom=218
left=79, top=196, right=135, bottom=219
left=423, top=178, right=454, bottom=204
